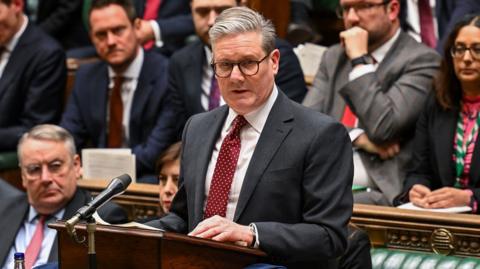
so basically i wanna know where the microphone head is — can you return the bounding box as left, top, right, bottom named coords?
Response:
left=116, top=174, right=132, bottom=188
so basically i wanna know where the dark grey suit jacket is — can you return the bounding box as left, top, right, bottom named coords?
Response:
left=303, top=31, right=441, bottom=204
left=148, top=91, right=353, bottom=268
left=0, top=180, right=128, bottom=266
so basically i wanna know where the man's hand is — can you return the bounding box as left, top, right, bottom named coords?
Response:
left=425, top=187, right=471, bottom=208
left=188, top=215, right=254, bottom=246
left=409, top=184, right=431, bottom=208
left=339, top=26, right=368, bottom=59
left=353, top=133, right=400, bottom=160
left=135, top=19, right=155, bottom=44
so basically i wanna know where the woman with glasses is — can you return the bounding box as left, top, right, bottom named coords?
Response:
left=394, top=14, right=480, bottom=212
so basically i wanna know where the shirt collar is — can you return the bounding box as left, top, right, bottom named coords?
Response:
left=204, top=46, right=213, bottom=65
left=4, top=15, right=28, bottom=53
left=108, top=47, right=143, bottom=79
left=225, top=84, right=279, bottom=134
left=371, top=28, right=401, bottom=64
left=28, top=206, right=65, bottom=223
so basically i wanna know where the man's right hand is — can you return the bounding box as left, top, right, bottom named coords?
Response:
left=339, top=26, right=369, bottom=60
left=409, top=184, right=431, bottom=208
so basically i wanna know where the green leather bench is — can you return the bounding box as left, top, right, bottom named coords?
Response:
left=0, top=151, right=18, bottom=170
left=372, top=248, right=480, bottom=269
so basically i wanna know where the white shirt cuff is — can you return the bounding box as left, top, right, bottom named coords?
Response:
left=250, top=223, right=260, bottom=248
left=148, top=20, right=164, bottom=48
left=349, top=64, right=375, bottom=81
left=349, top=128, right=365, bottom=143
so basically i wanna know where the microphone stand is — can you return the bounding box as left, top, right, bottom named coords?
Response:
left=86, top=216, right=97, bottom=269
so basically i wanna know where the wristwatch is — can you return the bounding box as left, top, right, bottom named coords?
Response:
left=350, top=54, right=373, bottom=67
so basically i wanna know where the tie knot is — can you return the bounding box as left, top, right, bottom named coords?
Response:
left=113, top=76, right=124, bottom=86
left=230, top=115, right=248, bottom=136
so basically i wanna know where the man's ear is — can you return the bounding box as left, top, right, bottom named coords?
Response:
left=270, top=49, right=280, bottom=75
left=134, top=18, right=142, bottom=31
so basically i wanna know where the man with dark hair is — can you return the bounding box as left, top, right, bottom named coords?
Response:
left=169, top=0, right=307, bottom=121
left=0, top=124, right=127, bottom=269
left=0, top=0, right=65, bottom=151
left=303, top=0, right=440, bottom=205
left=148, top=7, right=353, bottom=268
left=61, top=0, right=181, bottom=182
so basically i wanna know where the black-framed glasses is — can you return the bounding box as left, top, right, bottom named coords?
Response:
left=336, top=0, right=390, bottom=19
left=450, top=44, right=480, bottom=60
left=211, top=54, right=270, bottom=78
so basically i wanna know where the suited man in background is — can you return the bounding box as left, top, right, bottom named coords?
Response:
left=0, top=124, right=127, bottom=269
left=399, top=0, right=480, bottom=52
left=303, top=0, right=440, bottom=205
left=24, top=0, right=91, bottom=50
left=148, top=7, right=353, bottom=268
left=61, top=0, right=180, bottom=182
left=0, top=0, right=65, bottom=151
left=169, top=0, right=308, bottom=121
left=134, top=0, right=195, bottom=56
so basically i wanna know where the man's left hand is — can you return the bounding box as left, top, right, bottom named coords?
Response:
left=425, top=187, right=472, bottom=208
left=188, top=215, right=254, bottom=246
left=135, top=19, right=155, bottom=44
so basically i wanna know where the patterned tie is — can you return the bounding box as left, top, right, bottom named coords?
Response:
left=108, top=76, right=124, bottom=148
left=143, top=0, right=162, bottom=50
left=209, top=75, right=220, bottom=110
left=25, top=215, right=46, bottom=269
left=418, top=0, right=437, bottom=48
left=204, top=115, right=248, bottom=219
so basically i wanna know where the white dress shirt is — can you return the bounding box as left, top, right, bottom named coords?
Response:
left=1, top=207, right=65, bottom=269
left=107, top=48, right=144, bottom=146
left=204, top=86, right=279, bottom=221
left=0, top=15, right=28, bottom=78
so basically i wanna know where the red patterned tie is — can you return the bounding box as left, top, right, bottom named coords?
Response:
left=143, top=0, right=162, bottom=50
left=25, top=215, right=46, bottom=269
left=108, top=76, right=124, bottom=148
left=204, top=115, right=248, bottom=219
left=418, top=0, right=437, bottom=48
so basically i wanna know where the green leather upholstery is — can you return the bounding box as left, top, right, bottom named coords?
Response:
left=0, top=152, right=18, bottom=170
left=371, top=248, right=480, bottom=269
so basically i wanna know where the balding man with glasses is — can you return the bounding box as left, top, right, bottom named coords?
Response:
left=0, top=124, right=127, bottom=269
left=147, top=7, right=353, bottom=268
left=303, top=0, right=441, bottom=206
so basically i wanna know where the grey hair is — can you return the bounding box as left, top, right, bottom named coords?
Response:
left=17, top=124, right=77, bottom=164
left=209, top=6, right=276, bottom=55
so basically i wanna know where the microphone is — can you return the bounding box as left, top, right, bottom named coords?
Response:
left=66, top=174, right=132, bottom=228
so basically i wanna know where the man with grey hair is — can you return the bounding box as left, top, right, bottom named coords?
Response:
left=0, top=124, right=127, bottom=269
left=147, top=7, right=353, bottom=268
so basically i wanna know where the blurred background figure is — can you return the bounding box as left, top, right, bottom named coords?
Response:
left=156, top=142, right=181, bottom=214
left=395, top=14, right=480, bottom=212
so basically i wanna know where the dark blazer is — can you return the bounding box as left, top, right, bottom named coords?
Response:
left=25, top=0, right=91, bottom=49
left=0, top=179, right=128, bottom=266
left=0, top=22, right=65, bottom=151
left=399, top=0, right=480, bottom=51
left=61, top=51, right=180, bottom=177
left=134, top=0, right=194, bottom=56
left=148, top=91, right=354, bottom=268
left=169, top=39, right=308, bottom=120
left=396, top=95, right=480, bottom=206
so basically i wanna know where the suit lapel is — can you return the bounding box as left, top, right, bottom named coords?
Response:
left=0, top=23, right=35, bottom=101
left=186, top=42, right=207, bottom=114
left=233, top=92, right=293, bottom=221
left=435, top=108, right=457, bottom=185
left=192, top=107, right=228, bottom=226
left=89, top=65, right=109, bottom=146
left=332, top=55, right=352, bottom=121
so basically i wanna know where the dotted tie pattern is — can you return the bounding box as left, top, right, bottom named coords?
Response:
left=204, top=115, right=248, bottom=219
